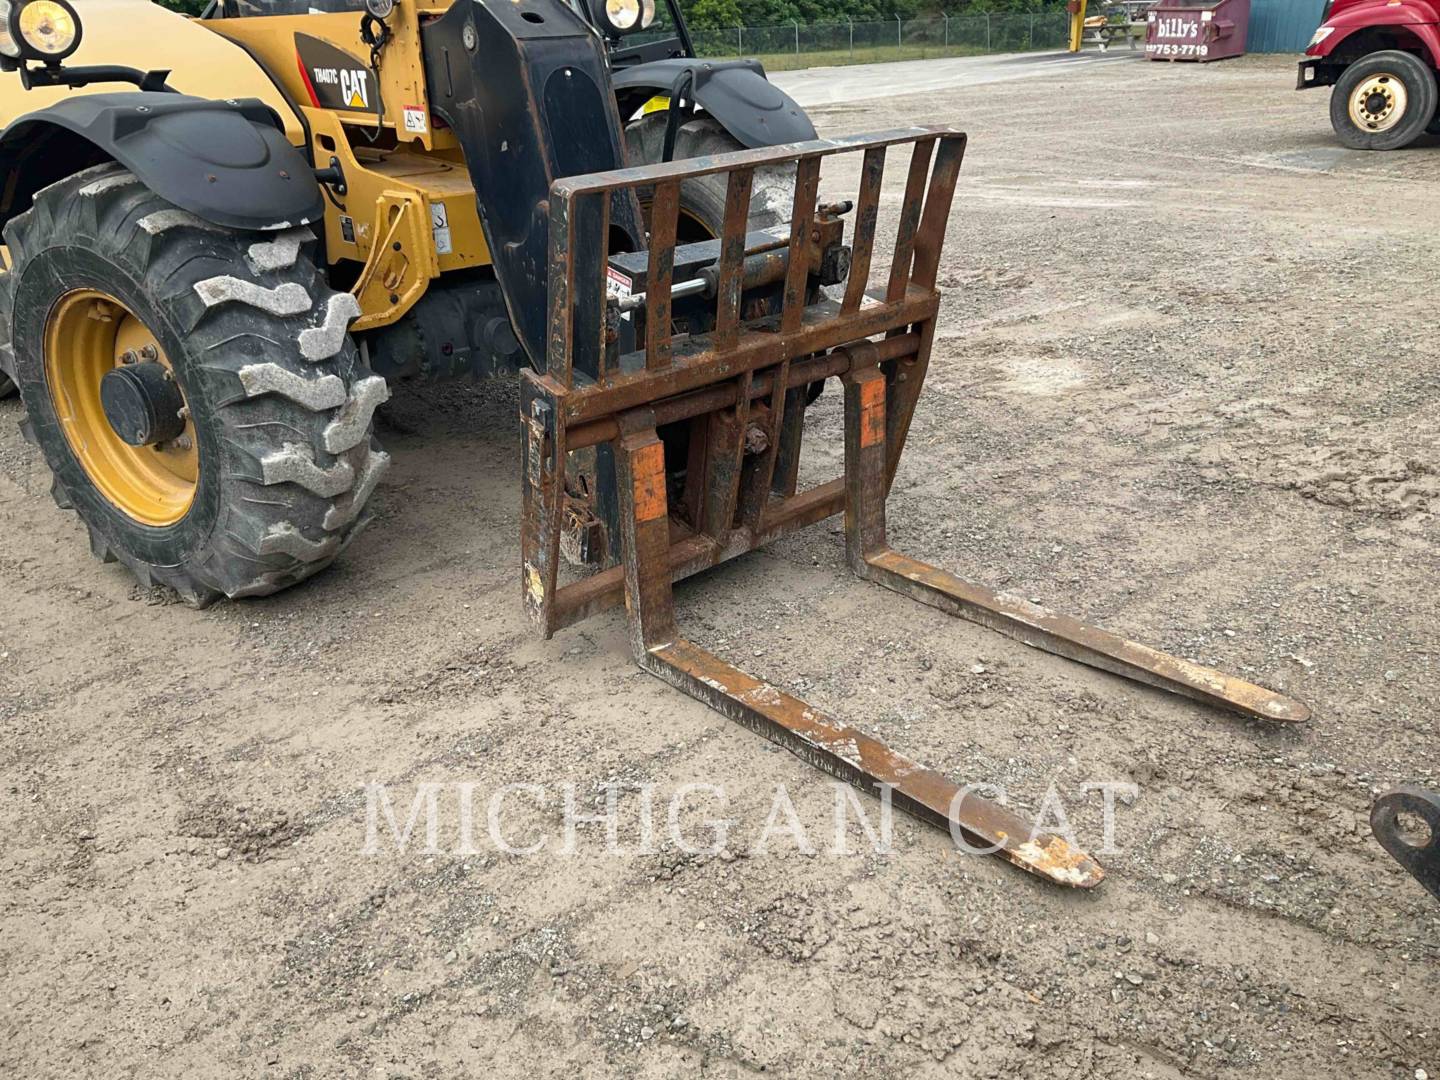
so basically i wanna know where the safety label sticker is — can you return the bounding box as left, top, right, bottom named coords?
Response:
left=432, top=201, right=452, bottom=256
left=606, top=267, right=633, bottom=302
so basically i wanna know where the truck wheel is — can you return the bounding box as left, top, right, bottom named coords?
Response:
left=625, top=114, right=796, bottom=240
left=1, top=163, right=389, bottom=606
left=1330, top=50, right=1438, bottom=150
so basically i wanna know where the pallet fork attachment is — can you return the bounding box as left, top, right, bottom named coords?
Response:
left=520, top=127, right=1309, bottom=890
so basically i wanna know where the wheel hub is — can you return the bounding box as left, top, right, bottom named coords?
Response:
left=100, top=361, right=187, bottom=447
left=1349, top=74, right=1407, bottom=132
left=44, top=290, right=198, bottom=526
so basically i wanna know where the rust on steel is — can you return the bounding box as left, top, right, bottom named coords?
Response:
left=562, top=285, right=939, bottom=424
left=842, top=146, right=886, bottom=315
left=565, top=333, right=922, bottom=451
left=551, top=126, right=966, bottom=199
left=649, top=639, right=1104, bottom=889
left=714, top=168, right=754, bottom=352
left=863, top=552, right=1311, bottom=724
left=645, top=180, right=679, bottom=371
left=524, top=127, right=1307, bottom=891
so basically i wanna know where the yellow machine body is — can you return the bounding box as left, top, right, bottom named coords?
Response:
left=205, top=5, right=492, bottom=331
left=0, top=0, right=302, bottom=135
left=0, top=0, right=491, bottom=332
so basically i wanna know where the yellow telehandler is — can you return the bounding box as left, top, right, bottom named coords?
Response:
left=0, top=0, right=1307, bottom=888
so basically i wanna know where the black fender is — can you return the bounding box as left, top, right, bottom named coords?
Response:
left=612, top=59, right=816, bottom=149
left=0, top=92, right=322, bottom=235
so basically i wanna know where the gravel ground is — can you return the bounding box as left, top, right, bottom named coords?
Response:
left=1, top=52, right=1437, bottom=1079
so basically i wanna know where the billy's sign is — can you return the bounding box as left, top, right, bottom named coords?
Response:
left=1143, top=1, right=1247, bottom=62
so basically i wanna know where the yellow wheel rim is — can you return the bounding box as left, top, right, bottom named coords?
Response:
left=44, top=290, right=197, bottom=527
left=677, top=207, right=716, bottom=243
left=1349, top=74, right=1408, bottom=133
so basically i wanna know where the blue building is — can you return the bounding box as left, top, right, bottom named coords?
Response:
left=1246, top=0, right=1326, bottom=52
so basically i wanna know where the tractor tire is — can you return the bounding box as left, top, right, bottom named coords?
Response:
left=2, top=163, right=389, bottom=606
left=625, top=116, right=827, bottom=414
left=625, top=114, right=797, bottom=241
left=0, top=270, right=16, bottom=400
left=1330, top=50, right=1438, bottom=150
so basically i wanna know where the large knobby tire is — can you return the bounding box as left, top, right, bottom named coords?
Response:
left=1330, top=50, right=1439, bottom=150
left=625, top=114, right=796, bottom=240
left=2, top=163, right=389, bottom=606
left=0, top=270, right=16, bottom=400
left=624, top=114, right=827, bottom=432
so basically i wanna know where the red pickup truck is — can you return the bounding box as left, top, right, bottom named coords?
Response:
left=1297, top=0, right=1440, bottom=149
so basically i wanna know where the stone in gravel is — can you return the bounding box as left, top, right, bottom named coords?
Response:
left=216, top=847, right=231, bottom=860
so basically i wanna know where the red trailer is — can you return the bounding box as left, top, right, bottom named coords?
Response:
left=1145, top=0, right=1251, bottom=60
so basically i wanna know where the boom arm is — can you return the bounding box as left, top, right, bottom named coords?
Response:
left=422, top=0, right=645, bottom=369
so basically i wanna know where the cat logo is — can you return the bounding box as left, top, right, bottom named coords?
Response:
left=340, top=68, right=369, bottom=109
left=295, top=33, right=378, bottom=115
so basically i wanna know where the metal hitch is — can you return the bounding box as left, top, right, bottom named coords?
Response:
left=520, top=127, right=1309, bottom=890
left=1372, top=786, right=1440, bottom=903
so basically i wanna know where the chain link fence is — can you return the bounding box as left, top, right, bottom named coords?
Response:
left=658, top=13, right=1069, bottom=70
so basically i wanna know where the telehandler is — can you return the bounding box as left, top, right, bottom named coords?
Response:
left=0, top=0, right=1307, bottom=888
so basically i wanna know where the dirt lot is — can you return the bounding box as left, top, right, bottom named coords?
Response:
left=2, top=51, right=1437, bottom=1079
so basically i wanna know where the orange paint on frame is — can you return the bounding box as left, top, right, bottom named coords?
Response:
left=859, top=376, right=886, bottom=448
left=632, top=441, right=668, bottom=522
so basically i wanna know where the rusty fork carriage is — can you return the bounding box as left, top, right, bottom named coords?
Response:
left=518, top=126, right=1309, bottom=889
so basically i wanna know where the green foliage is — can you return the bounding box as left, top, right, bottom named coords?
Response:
left=690, top=0, right=746, bottom=24
left=679, top=0, right=1055, bottom=29
left=141, top=0, right=1053, bottom=49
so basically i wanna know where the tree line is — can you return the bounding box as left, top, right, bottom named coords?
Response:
left=153, top=0, right=1059, bottom=33
left=684, top=0, right=1057, bottom=31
